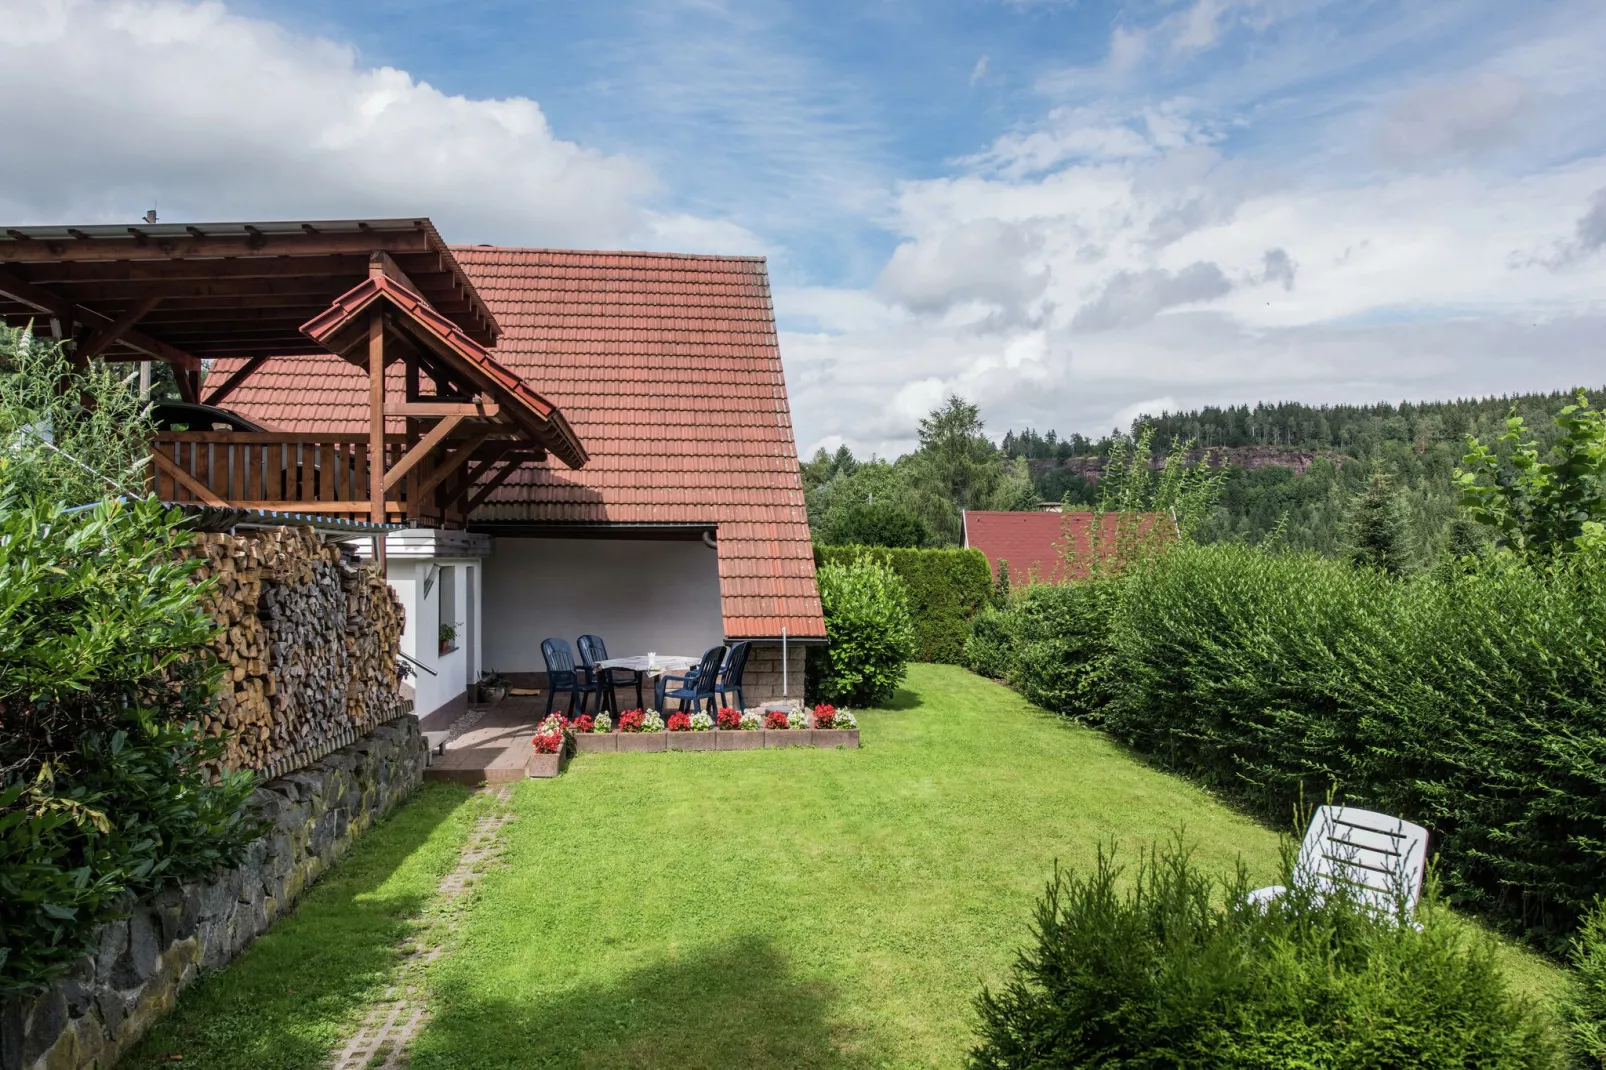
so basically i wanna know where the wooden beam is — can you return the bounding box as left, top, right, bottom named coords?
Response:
left=24, top=254, right=371, bottom=284
left=368, top=313, right=386, bottom=528
left=463, top=457, right=527, bottom=514
left=383, top=401, right=500, bottom=419
left=415, top=428, right=494, bottom=500
left=74, top=294, right=161, bottom=362
left=369, top=250, right=424, bottom=295
left=0, top=229, right=434, bottom=264
left=382, top=414, right=465, bottom=492
left=177, top=368, right=199, bottom=404
left=0, top=269, right=201, bottom=371
left=203, top=354, right=272, bottom=407
left=149, top=450, right=227, bottom=506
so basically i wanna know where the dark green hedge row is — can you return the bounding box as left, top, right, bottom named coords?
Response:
left=980, top=542, right=1606, bottom=949
left=816, top=544, right=992, bottom=663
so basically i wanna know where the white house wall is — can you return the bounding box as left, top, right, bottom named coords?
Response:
left=481, top=537, right=725, bottom=674
left=386, top=556, right=482, bottom=727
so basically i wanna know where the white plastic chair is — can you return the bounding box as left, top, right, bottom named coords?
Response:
left=1247, top=805, right=1429, bottom=919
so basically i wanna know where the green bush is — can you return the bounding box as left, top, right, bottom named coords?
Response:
left=816, top=545, right=991, bottom=663
left=998, top=540, right=1606, bottom=947
left=972, top=840, right=1562, bottom=1069
left=0, top=495, right=257, bottom=996
left=806, top=556, right=915, bottom=706
left=964, top=604, right=1015, bottom=680
left=1564, top=899, right=1606, bottom=1066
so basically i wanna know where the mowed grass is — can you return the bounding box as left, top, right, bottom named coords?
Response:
left=122, top=782, right=483, bottom=1070
left=124, top=664, right=1569, bottom=1068
left=405, top=663, right=1567, bottom=1068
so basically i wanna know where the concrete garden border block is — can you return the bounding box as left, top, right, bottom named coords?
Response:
left=617, top=732, right=668, bottom=753
left=717, top=730, right=764, bottom=751
left=574, top=732, right=617, bottom=754
left=668, top=732, right=717, bottom=751
left=526, top=748, right=566, bottom=778
left=763, top=729, right=814, bottom=748
left=811, top=728, right=860, bottom=749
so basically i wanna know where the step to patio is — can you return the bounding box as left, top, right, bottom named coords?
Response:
left=423, top=699, right=544, bottom=785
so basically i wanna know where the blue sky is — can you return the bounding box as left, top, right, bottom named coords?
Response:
left=4, top=0, right=1606, bottom=454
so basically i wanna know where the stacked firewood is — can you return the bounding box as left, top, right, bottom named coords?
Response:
left=180, top=527, right=406, bottom=775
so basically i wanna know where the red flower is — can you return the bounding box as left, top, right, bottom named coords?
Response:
left=764, top=710, right=789, bottom=730
left=531, top=730, right=563, bottom=754
left=575, top=714, right=596, bottom=734
left=717, top=707, right=743, bottom=730
left=618, top=708, right=645, bottom=733
left=666, top=712, right=692, bottom=732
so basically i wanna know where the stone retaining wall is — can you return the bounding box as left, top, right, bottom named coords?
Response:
left=2, top=717, right=427, bottom=1070
left=740, top=642, right=807, bottom=708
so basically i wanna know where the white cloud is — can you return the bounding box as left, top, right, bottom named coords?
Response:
left=1071, top=262, right=1233, bottom=331
left=0, top=0, right=707, bottom=249
left=1375, top=73, right=1531, bottom=163
left=971, top=55, right=990, bottom=86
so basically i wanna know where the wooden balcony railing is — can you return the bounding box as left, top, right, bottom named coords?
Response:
left=150, top=432, right=406, bottom=517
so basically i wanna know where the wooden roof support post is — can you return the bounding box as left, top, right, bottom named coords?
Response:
left=368, top=311, right=387, bottom=570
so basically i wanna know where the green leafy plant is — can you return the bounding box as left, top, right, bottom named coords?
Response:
left=1346, top=469, right=1414, bottom=574
left=807, top=556, right=916, bottom=706
left=815, top=545, right=991, bottom=664
left=972, top=838, right=1562, bottom=1069
left=0, top=494, right=257, bottom=996
left=439, top=622, right=459, bottom=649
left=1457, top=390, right=1606, bottom=557
left=1563, top=898, right=1606, bottom=1066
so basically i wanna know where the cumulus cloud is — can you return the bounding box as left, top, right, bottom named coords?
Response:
left=1071, top=262, right=1233, bottom=331
left=0, top=0, right=703, bottom=249
left=1536, top=186, right=1606, bottom=268
left=1375, top=74, right=1530, bottom=164
left=877, top=219, right=1050, bottom=316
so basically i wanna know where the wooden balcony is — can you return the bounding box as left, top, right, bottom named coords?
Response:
left=151, top=432, right=404, bottom=519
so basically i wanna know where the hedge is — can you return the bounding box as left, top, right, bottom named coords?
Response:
left=816, top=544, right=992, bottom=664
left=988, top=541, right=1606, bottom=949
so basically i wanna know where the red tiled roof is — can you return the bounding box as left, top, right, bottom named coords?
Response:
left=963, top=510, right=1172, bottom=585
left=210, top=247, right=823, bottom=640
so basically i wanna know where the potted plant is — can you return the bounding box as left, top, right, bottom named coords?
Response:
left=439, top=621, right=460, bottom=656
left=574, top=711, right=616, bottom=753
left=616, top=708, right=666, bottom=753
left=764, top=707, right=810, bottom=748
left=478, top=669, right=509, bottom=705
left=718, top=706, right=763, bottom=751
left=527, top=714, right=568, bottom=778
left=811, top=704, right=860, bottom=749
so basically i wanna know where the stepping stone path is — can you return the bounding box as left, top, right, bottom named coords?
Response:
left=326, top=786, right=516, bottom=1069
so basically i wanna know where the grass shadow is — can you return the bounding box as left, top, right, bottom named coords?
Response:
left=876, top=687, right=923, bottom=711
left=121, top=781, right=480, bottom=1070
left=410, top=934, right=894, bottom=1069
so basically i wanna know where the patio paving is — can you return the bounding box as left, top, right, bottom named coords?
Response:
left=424, top=697, right=547, bottom=785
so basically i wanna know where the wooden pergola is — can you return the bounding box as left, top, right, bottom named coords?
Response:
left=0, top=218, right=586, bottom=555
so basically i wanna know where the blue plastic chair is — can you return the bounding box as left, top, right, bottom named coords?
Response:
left=655, top=645, right=726, bottom=715
left=541, top=638, right=598, bottom=718
left=715, top=641, right=751, bottom=711
left=577, top=634, right=643, bottom=715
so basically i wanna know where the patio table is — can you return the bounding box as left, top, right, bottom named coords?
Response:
left=596, top=654, right=701, bottom=677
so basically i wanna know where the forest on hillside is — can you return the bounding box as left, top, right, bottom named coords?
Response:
left=807, top=387, right=1606, bottom=563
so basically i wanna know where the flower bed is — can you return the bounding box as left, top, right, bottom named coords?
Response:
left=531, top=707, right=860, bottom=771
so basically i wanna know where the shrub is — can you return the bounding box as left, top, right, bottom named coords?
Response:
left=815, top=545, right=991, bottom=663
left=1563, top=899, right=1606, bottom=1065
left=618, top=709, right=644, bottom=733
left=971, top=840, right=1562, bottom=1069
left=807, top=556, right=916, bottom=706
left=0, top=495, right=257, bottom=997
left=998, top=539, right=1606, bottom=945
left=1000, top=580, right=1122, bottom=723
left=963, top=603, right=1015, bottom=680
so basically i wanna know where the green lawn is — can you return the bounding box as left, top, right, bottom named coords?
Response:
left=127, top=664, right=1569, bottom=1068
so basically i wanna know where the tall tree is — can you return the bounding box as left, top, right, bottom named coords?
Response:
left=1346, top=470, right=1412, bottom=574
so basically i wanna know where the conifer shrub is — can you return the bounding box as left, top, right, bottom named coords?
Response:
left=1563, top=899, right=1606, bottom=1066
left=972, top=840, right=1563, bottom=1069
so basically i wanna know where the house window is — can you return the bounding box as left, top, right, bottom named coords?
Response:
left=439, top=565, right=458, bottom=654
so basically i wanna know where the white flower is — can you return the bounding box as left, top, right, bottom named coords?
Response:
left=593, top=712, right=612, bottom=733
left=689, top=712, right=714, bottom=732
left=739, top=710, right=762, bottom=730
left=835, top=709, right=857, bottom=729
left=787, top=709, right=809, bottom=730
left=642, top=710, right=665, bottom=733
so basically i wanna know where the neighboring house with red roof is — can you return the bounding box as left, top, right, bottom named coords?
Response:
left=963, top=509, right=1174, bottom=586
left=211, top=246, right=822, bottom=725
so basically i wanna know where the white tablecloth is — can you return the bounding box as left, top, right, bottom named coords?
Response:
left=596, top=655, right=701, bottom=676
